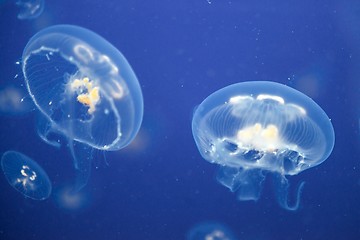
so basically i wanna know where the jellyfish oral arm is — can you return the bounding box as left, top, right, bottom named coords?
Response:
left=217, top=166, right=265, bottom=202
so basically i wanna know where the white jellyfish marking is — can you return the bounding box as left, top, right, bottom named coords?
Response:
left=98, top=54, right=119, bottom=75
left=74, top=44, right=119, bottom=75
left=287, top=103, right=306, bottom=115
left=104, top=79, right=125, bottom=99
left=17, top=165, right=37, bottom=189
left=73, top=44, right=95, bottom=64
left=257, top=94, right=285, bottom=104
left=229, top=95, right=253, bottom=104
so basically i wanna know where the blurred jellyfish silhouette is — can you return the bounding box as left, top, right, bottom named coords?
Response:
left=15, top=0, right=44, bottom=20
left=0, top=85, right=34, bottom=115
left=54, top=185, right=91, bottom=211
left=187, top=221, right=238, bottom=240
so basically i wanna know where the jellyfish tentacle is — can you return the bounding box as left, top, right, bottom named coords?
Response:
left=36, top=114, right=62, bottom=148
left=274, top=174, right=305, bottom=211
left=68, top=139, right=92, bottom=192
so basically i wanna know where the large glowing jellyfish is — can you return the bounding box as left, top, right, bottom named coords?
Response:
left=192, top=81, right=335, bottom=210
left=21, top=25, right=143, bottom=191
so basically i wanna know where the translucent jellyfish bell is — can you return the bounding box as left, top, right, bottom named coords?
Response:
left=22, top=25, right=144, bottom=191
left=192, top=81, right=335, bottom=210
left=1, top=151, right=51, bottom=200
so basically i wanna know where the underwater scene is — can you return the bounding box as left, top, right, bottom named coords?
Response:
left=0, top=0, right=359, bottom=239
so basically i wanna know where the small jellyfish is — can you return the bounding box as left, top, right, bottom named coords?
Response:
left=21, top=25, right=143, bottom=191
left=1, top=151, right=51, bottom=200
left=15, top=0, right=44, bottom=20
left=187, top=221, right=238, bottom=240
left=192, top=81, right=335, bottom=210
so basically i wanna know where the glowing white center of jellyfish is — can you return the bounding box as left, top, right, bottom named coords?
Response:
left=237, top=123, right=280, bottom=151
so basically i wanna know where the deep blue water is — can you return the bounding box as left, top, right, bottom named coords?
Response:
left=0, top=0, right=360, bottom=239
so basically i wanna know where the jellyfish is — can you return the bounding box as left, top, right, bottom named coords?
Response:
left=187, top=221, right=238, bottom=240
left=1, top=151, right=51, bottom=200
left=21, top=25, right=144, bottom=191
left=192, top=81, right=335, bottom=210
left=15, top=0, right=44, bottom=20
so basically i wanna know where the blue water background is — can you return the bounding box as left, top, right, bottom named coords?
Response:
left=0, top=0, right=360, bottom=239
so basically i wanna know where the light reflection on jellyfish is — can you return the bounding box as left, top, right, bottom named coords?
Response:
left=192, top=81, right=335, bottom=210
left=21, top=25, right=143, bottom=191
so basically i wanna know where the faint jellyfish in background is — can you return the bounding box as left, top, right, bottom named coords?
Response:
left=192, top=81, right=335, bottom=210
left=0, top=85, right=34, bottom=115
left=1, top=151, right=51, bottom=200
left=15, top=0, right=44, bottom=20
left=54, top=185, right=91, bottom=211
left=187, top=221, right=238, bottom=240
left=21, top=25, right=144, bottom=191
left=0, top=62, right=34, bottom=116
